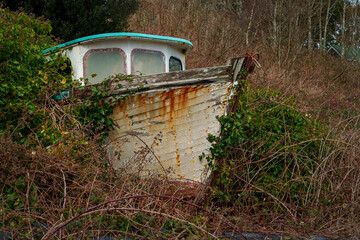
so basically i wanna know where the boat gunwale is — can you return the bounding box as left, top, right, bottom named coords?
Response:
left=71, top=64, right=233, bottom=98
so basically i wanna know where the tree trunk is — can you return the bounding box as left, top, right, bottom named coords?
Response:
left=319, top=0, right=323, bottom=49
left=341, top=0, right=346, bottom=58
left=353, top=0, right=359, bottom=52
left=307, top=0, right=315, bottom=49
left=308, top=12, right=312, bottom=49
left=323, top=0, right=332, bottom=50
left=272, top=0, right=279, bottom=47
left=245, top=1, right=255, bottom=46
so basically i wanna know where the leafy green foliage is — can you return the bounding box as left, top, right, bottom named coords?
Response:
left=206, top=87, right=329, bottom=208
left=0, top=7, right=141, bottom=149
left=0, top=8, right=140, bottom=146
left=75, top=74, right=142, bottom=141
left=0, top=8, right=75, bottom=143
left=3, top=0, right=139, bottom=42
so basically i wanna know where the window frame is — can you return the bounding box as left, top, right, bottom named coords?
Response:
left=131, top=48, right=165, bottom=75
left=83, top=48, right=127, bottom=81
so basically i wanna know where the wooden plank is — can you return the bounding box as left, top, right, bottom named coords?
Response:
left=73, top=65, right=232, bottom=97
left=107, top=83, right=232, bottom=182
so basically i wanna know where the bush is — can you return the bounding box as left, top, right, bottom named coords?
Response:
left=0, top=8, right=74, bottom=144
left=206, top=88, right=328, bottom=208
left=0, top=8, right=124, bottom=145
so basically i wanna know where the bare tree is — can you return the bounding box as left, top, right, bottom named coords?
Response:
left=351, top=0, right=359, bottom=49
left=319, top=0, right=323, bottom=49
left=307, top=0, right=314, bottom=49
left=323, top=0, right=332, bottom=50
left=245, top=0, right=255, bottom=46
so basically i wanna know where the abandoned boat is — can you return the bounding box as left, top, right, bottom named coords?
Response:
left=44, top=32, right=256, bottom=184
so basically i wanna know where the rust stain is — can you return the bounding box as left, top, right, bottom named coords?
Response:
left=105, top=56, right=256, bottom=183
left=169, top=89, right=175, bottom=120
left=113, top=97, right=125, bottom=116
left=114, top=86, right=207, bottom=128
left=158, top=86, right=204, bottom=121
left=176, top=153, right=180, bottom=167
left=179, top=87, right=190, bottom=114
left=109, top=82, right=232, bottom=182
left=226, top=86, right=232, bottom=93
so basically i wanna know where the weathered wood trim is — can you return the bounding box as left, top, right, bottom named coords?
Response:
left=73, top=65, right=232, bottom=98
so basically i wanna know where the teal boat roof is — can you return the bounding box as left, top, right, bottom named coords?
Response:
left=42, top=32, right=193, bottom=54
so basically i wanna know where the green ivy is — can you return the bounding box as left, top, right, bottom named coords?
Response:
left=75, top=74, right=143, bottom=141
left=205, top=87, right=329, bottom=207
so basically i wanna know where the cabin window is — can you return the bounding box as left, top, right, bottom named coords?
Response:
left=169, top=57, right=182, bottom=72
left=83, top=48, right=126, bottom=84
left=132, top=49, right=165, bottom=75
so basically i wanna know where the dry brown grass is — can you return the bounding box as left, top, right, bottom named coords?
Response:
left=0, top=129, right=245, bottom=239
left=126, top=1, right=360, bottom=238
left=219, top=118, right=360, bottom=238
left=128, top=0, right=360, bottom=118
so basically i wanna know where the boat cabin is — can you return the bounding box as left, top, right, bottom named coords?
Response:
left=43, top=33, right=193, bottom=84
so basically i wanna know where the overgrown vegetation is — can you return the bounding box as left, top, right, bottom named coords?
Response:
left=128, top=0, right=360, bottom=237
left=207, top=88, right=327, bottom=205
left=0, top=8, right=81, bottom=146
left=0, top=8, right=134, bottom=145
left=205, top=87, right=360, bottom=237
left=2, top=0, right=360, bottom=238
left=1, top=133, right=230, bottom=239
left=0, top=8, right=228, bottom=239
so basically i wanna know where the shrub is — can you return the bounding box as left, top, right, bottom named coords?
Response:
left=206, top=88, right=328, bottom=209
left=0, top=8, right=74, bottom=144
left=0, top=8, right=127, bottom=145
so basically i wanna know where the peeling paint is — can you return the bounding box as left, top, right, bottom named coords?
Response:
left=108, top=83, right=231, bottom=182
left=100, top=56, right=255, bottom=184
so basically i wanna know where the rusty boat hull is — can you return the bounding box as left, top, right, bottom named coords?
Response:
left=108, top=82, right=231, bottom=182
left=104, top=56, right=254, bottom=184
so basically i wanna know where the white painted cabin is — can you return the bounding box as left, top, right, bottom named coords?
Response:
left=43, top=32, right=193, bottom=84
